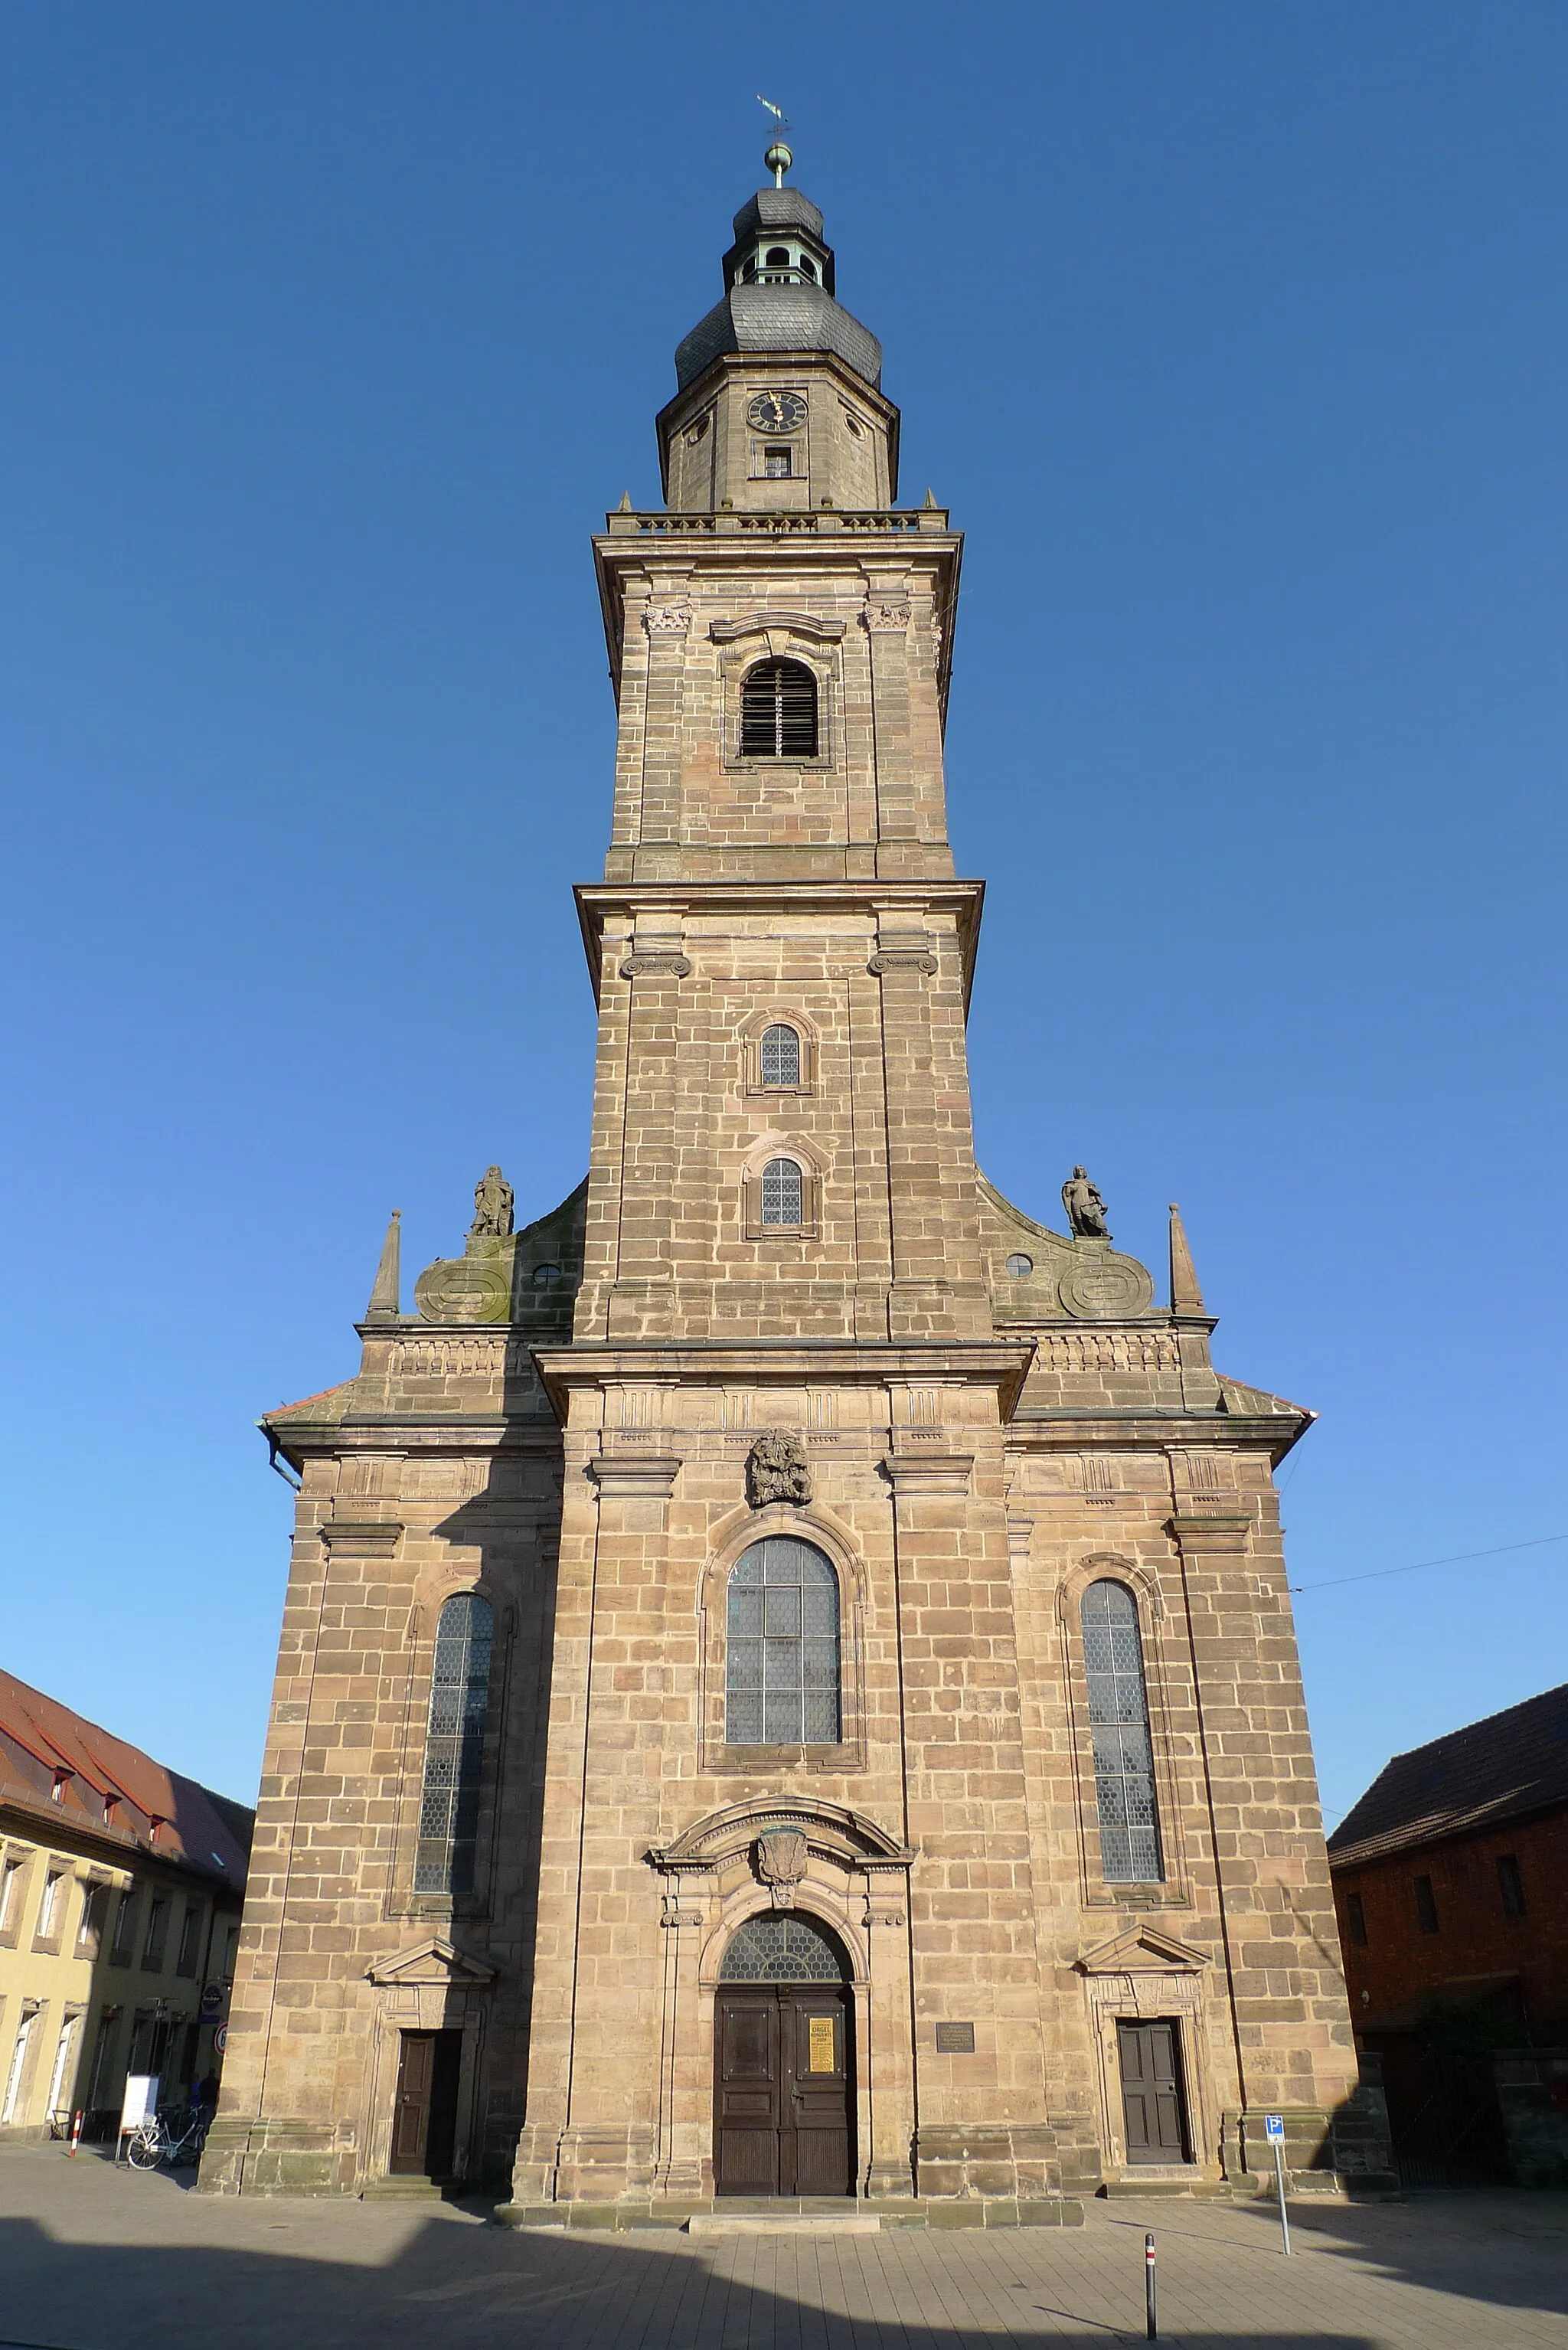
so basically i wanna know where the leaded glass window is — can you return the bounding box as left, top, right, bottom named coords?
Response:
left=760, top=1023, right=802, bottom=1088
left=719, top=1910, right=847, bottom=1982
left=1081, top=1580, right=1163, bottom=1883
left=414, top=1592, right=494, bottom=1895
left=726, top=1538, right=841, bottom=1746
left=761, top=1158, right=804, bottom=1227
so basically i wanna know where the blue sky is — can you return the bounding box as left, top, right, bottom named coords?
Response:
left=2, top=2, right=1564, bottom=1825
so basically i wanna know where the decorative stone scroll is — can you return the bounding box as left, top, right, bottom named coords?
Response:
left=745, top=1428, right=812, bottom=1508
left=619, top=935, right=693, bottom=979
left=867, top=930, right=938, bottom=976
left=1057, top=1237, right=1155, bottom=1320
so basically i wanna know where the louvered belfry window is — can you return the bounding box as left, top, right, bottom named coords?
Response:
left=726, top=1537, right=841, bottom=1745
left=760, top=1023, right=802, bottom=1087
left=1080, top=1580, right=1164, bottom=1882
left=740, top=658, right=818, bottom=758
left=414, top=1592, right=494, bottom=1895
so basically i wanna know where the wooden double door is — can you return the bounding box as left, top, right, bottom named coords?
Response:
left=714, top=1986, right=854, bottom=2195
left=1117, top=2019, right=1189, bottom=2163
left=390, top=2028, right=461, bottom=2178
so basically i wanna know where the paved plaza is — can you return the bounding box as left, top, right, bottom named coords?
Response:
left=0, top=2148, right=1564, bottom=2350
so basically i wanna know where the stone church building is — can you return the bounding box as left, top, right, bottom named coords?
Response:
left=201, top=157, right=1385, bottom=2218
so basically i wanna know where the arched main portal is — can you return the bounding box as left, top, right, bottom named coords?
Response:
left=713, top=1911, right=855, bottom=2197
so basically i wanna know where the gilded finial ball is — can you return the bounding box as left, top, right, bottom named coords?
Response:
left=765, top=139, right=792, bottom=185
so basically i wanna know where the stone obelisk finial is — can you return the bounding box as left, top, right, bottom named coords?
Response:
left=365, top=1209, right=401, bottom=1321
left=1168, top=1203, right=1205, bottom=1316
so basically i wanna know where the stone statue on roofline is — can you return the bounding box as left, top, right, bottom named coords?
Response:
left=469, top=1165, right=514, bottom=1240
left=1061, top=1165, right=1109, bottom=1240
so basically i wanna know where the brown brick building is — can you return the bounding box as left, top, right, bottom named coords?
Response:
left=1329, top=1682, right=1568, bottom=2183
left=201, top=157, right=1383, bottom=2218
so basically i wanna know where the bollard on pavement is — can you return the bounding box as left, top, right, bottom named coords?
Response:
left=1145, top=2229, right=1157, bottom=2339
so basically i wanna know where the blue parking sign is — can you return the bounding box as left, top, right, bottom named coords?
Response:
left=1265, top=2113, right=1285, bottom=2142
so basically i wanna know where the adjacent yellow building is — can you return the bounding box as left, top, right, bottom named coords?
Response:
left=0, top=1668, right=251, bottom=2139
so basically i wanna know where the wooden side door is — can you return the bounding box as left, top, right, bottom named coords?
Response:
left=391, top=2031, right=436, bottom=2173
left=783, top=1989, right=853, bottom=2195
left=714, top=1993, right=783, bottom=2194
left=1117, top=2019, right=1187, bottom=2162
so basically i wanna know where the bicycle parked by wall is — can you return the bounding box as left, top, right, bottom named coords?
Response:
left=126, top=2107, right=209, bottom=2169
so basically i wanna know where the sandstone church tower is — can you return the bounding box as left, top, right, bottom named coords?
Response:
left=202, top=154, right=1387, bottom=2216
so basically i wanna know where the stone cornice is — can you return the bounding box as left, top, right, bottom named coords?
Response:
left=533, top=1340, right=1034, bottom=1428
left=575, top=878, right=985, bottom=1008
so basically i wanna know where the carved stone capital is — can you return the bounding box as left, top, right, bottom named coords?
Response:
left=619, top=933, right=692, bottom=979
left=642, top=601, right=693, bottom=636
left=1168, top=1511, right=1253, bottom=1555
left=862, top=601, right=912, bottom=633
left=590, top=1453, right=681, bottom=1500
left=867, top=930, right=938, bottom=976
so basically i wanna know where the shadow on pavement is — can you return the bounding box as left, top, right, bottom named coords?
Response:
left=0, top=2202, right=1381, bottom=2350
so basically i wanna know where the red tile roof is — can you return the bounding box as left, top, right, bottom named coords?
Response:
left=0, top=1666, right=253, bottom=1891
left=1328, top=1681, right=1568, bottom=1869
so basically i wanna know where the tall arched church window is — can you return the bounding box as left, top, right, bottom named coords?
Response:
left=414, top=1593, right=494, bottom=1895
left=761, top=1158, right=804, bottom=1227
left=727, top=1536, right=841, bottom=1745
left=1080, top=1580, right=1163, bottom=1882
left=760, top=1023, right=802, bottom=1088
left=740, top=659, right=818, bottom=759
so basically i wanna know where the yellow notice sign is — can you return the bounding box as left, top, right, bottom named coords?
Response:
left=808, top=2015, right=835, bottom=2074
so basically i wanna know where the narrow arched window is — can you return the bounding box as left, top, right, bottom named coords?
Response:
left=760, top=1023, right=802, bottom=1088
left=740, top=659, right=818, bottom=758
left=414, top=1593, right=494, bottom=1896
left=727, top=1536, right=841, bottom=1745
left=1080, top=1580, right=1163, bottom=1882
left=761, top=1158, right=804, bottom=1227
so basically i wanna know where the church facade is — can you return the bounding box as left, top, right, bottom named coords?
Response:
left=201, top=161, right=1388, bottom=2218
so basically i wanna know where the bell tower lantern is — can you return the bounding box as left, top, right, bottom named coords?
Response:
left=658, top=151, right=899, bottom=513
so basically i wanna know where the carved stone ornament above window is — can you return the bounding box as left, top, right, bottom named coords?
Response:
left=710, top=610, right=846, bottom=645
left=642, top=601, right=694, bottom=635
left=745, top=1427, right=812, bottom=1509
left=862, top=601, right=912, bottom=632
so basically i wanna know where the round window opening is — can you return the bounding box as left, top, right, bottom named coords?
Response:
left=719, top=1910, right=849, bottom=1983
left=1005, top=1253, right=1034, bottom=1278
left=532, top=1262, right=564, bottom=1287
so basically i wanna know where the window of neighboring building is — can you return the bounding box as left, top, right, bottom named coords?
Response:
left=175, top=1902, right=202, bottom=1978
left=76, top=1883, right=110, bottom=1957
left=1080, top=1580, right=1164, bottom=1883
left=84, top=2007, right=121, bottom=2113
left=44, top=2012, right=78, bottom=2120
left=35, top=1868, right=66, bottom=1943
left=740, top=658, right=818, bottom=759
left=414, top=1592, right=495, bottom=1897
left=141, top=1894, right=170, bottom=1970
left=1344, top=1890, right=1368, bottom=1946
left=1414, top=1874, right=1439, bottom=1934
left=1497, top=1855, right=1527, bottom=1918
left=0, top=1857, right=22, bottom=1939
left=760, top=1023, right=802, bottom=1089
left=726, top=1536, right=841, bottom=1747
left=761, top=1158, right=805, bottom=1227
left=223, top=1924, right=240, bottom=1980
left=108, top=1887, right=137, bottom=1966
left=2, top=2005, right=38, bottom=2125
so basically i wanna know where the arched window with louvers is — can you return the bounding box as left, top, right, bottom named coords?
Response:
left=1080, top=1580, right=1164, bottom=1884
left=413, top=1593, right=495, bottom=1897
left=740, top=658, right=818, bottom=759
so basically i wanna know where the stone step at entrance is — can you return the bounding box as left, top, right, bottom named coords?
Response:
left=689, top=2211, right=883, bottom=2236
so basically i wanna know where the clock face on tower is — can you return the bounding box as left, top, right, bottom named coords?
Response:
left=746, top=390, right=807, bottom=433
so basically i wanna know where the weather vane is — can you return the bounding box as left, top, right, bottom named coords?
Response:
left=756, top=94, right=793, bottom=186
